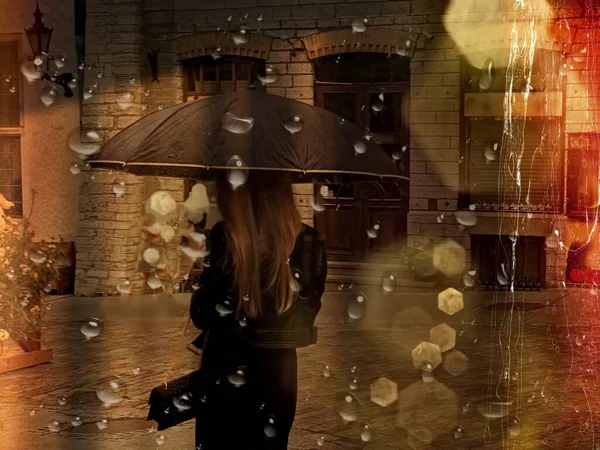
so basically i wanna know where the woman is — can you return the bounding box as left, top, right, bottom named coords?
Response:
left=190, top=172, right=327, bottom=449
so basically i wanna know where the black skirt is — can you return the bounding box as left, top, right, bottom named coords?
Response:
left=194, top=339, right=298, bottom=450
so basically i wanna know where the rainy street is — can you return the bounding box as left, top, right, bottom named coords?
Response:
left=0, top=287, right=597, bottom=449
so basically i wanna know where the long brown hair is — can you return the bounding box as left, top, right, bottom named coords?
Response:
left=216, top=172, right=302, bottom=318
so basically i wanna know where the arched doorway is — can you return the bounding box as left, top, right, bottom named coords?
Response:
left=313, top=53, right=410, bottom=263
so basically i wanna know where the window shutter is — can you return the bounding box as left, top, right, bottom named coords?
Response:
left=468, top=120, right=561, bottom=211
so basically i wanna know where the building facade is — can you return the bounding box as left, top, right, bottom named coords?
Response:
left=2, top=0, right=599, bottom=295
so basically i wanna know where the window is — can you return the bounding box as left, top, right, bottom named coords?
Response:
left=0, top=37, right=22, bottom=217
left=566, top=133, right=600, bottom=218
left=460, top=50, right=564, bottom=212
left=472, top=235, right=546, bottom=289
left=182, top=56, right=266, bottom=101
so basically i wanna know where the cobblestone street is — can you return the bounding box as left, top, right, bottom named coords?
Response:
left=0, top=287, right=597, bottom=449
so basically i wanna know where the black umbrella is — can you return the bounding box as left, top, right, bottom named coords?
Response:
left=89, top=91, right=408, bottom=183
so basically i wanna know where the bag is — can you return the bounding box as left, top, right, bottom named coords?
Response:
left=147, top=319, right=206, bottom=431
left=147, top=371, right=198, bottom=431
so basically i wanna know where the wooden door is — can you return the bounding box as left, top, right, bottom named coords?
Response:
left=315, top=84, right=409, bottom=262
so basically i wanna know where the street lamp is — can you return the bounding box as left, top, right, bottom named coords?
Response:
left=24, top=1, right=74, bottom=97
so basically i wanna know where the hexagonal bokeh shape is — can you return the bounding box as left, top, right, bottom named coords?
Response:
left=437, top=287, right=464, bottom=315
left=397, top=379, right=458, bottom=444
left=411, top=342, right=442, bottom=372
left=432, top=239, right=467, bottom=277
left=442, top=349, right=469, bottom=376
left=370, top=377, right=398, bottom=407
left=429, top=323, right=456, bottom=352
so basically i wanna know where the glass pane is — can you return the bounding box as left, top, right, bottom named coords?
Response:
left=0, top=136, right=22, bottom=216
left=0, top=40, right=19, bottom=127
left=203, top=60, right=217, bottom=82
left=315, top=53, right=409, bottom=84
left=219, top=61, right=233, bottom=81
left=236, top=62, right=250, bottom=81
left=323, top=93, right=356, bottom=125
left=369, top=92, right=399, bottom=133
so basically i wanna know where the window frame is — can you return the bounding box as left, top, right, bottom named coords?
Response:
left=0, top=34, right=23, bottom=218
left=458, top=51, right=566, bottom=212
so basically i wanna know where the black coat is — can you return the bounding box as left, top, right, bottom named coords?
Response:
left=189, top=221, right=327, bottom=349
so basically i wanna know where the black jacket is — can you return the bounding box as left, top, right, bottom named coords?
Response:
left=190, top=221, right=327, bottom=349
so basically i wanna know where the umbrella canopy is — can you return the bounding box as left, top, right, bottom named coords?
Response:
left=89, top=91, right=408, bottom=183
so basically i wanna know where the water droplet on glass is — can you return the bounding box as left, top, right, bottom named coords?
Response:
left=116, top=278, right=131, bottom=295
left=336, top=392, right=360, bottom=421
left=97, top=71, right=103, bottom=79
left=239, top=316, right=248, bottom=327
left=264, top=415, right=278, bottom=438
left=215, top=300, right=235, bottom=317
left=8, top=85, right=16, bottom=94
left=29, top=410, right=35, bottom=417
left=323, top=364, right=331, bottom=378
left=48, top=420, right=61, bottom=432
left=351, top=17, right=368, bottom=33
left=132, top=367, right=141, bottom=376
left=455, top=211, right=477, bottom=226
left=367, top=228, right=378, bottom=238
left=508, top=417, right=520, bottom=438
left=96, top=377, right=128, bottom=406
left=258, top=14, right=264, bottom=22
left=54, top=53, right=67, bottom=69
left=475, top=397, right=513, bottom=419
left=80, top=317, right=105, bottom=340
left=382, top=272, right=397, bottom=293
left=96, top=419, right=109, bottom=430
left=453, top=426, right=464, bottom=439
left=576, top=335, right=586, bottom=346
left=349, top=376, right=360, bottom=390
left=222, top=112, right=254, bottom=134
left=317, top=435, right=325, bottom=446
left=232, top=27, right=249, bottom=45
left=67, top=124, right=105, bottom=156
left=40, top=86, right=58, bottom=107
left=173, top=393, right=193, bottom=412
left=156, top=434, right=166, bottom=445
left=228, top=366, right=247, bottom=387
left=117, top=92, right=134, bottom=110
left=71, top=417, right=82, bottom=427
left=57, top=397, right=67, bottom=406
left=478, top=58, right=494, bottom=90
left=371, top=100, right=384, bottom=112
left=112, top=183, right=125, bottom=197
left=347, top=293, right=366, bottom=320
left=226, top=155, right=249, bottom=189
left=284, top=115, right=304, bottom=134
left=258, top=65, right=279, bottom=84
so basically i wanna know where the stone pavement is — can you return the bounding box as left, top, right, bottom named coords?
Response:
left=0, top=287, right=597, bottom=449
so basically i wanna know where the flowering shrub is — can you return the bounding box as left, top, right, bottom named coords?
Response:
left=0, top=195, right=61, bottom=352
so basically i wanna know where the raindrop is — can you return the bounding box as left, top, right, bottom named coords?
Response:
left=347, top=292, right=366, bottom=320
left=349, top=376, right=359, bottom=390
left=264, top=415, right=278, bottom=438
left=258, top=14, right=264, bottom=22
left=576, top=335, right=586, bottom=346
left=323, top=364, right=331, bottom=378
left=484, top=143, right=497, bottom=162
left=469, top=204, right=476, bottom=211
left=243, top=294, right=250, bottom=302
left=371, top=100, right=385, bottom=112
left=232, top=27, right=249, bottom=45
left=367, top=228, right=378, bottom=238
left=57, top=397, right=67, bottom=406
left=97, top=71, right=103, bottom=79
left=463, top=271, right=476, bottom=287
left=222, top=112, right=254, bottom=134
left=112, top=183, right=125, bottom=197
left=453, top=425, right=464, bottom=439
left=40, top=86, right=58, bottom=107
left=20, top=62, right=42, bottom=82
left=156, top=434, right=166, bottom=445
left=228, top=367, right=247, bottom=387
left=67, top=78, right=77, bottom=89
left=462, top=403, right=471, bottom=414
left=354, top=139, right=367, bottom=154
left=227, top=14, right=232, bottom=21
left=455, top=211, right=477, bottom=226
left=67, top=124, right=105, bottom=156
left=173, top=393, right=193, bottom=412
left=4, top=76, right=10, bottom=83
left=284, top=116, right=304, bottom=134
left=317, top=435, right=325, bottom=446
left=9, top=86, right=16, bottom=94
left=116, top=278, right=131, bottom=295
left=257, top=65, right=279, bottom=84
left=226, top=155, right=249, bottom=189
left=508, top=417, right=520, bottom=438
left=55, top=53, right=67, bottom=69
left=117, top=92, right=134, bottom=110
left=80, top=317, right=105, bottom=340
left=351, top=17, right=368, bottom=33
left=96, top=377, right=128, bottom=406
left=479, top=58, right=494, bottom=90
left=158, top=104, right=164, bottom=110
left=239, top=317, right=248, bottom=327
left=48, top=420, right=61, bottom=432
left=96, top=419, right=109, bottom=430
left=69, top=163, right=81, bottom=175
left=382, top=272, right=397, bottom=293
left=391, top=151, right=401, bottom=160
left=133, top=367, right=141, bottom=376
left=336, top=392, right=359, bottom=422
left=129, top=78, right=136, bottom=85
left=475, top=397, right=513, bottom=419
left=290, top=268, right=302, bottom=293
left=215, top=299, right=235, bottom=317
left=147, top=274, right=163, bottom=290
left=71, top=417, right=82, bottom=427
